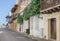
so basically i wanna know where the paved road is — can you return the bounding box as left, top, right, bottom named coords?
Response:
left=0, top=28, right=36, bottom=41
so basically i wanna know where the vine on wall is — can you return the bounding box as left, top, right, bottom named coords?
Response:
left=17, top=0, right=40, bottom=24
left=23, top=0, right=40, bottom=20
left=17, top=13, right=23, bottom=25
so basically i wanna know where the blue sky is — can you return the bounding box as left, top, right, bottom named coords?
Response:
left=0, top=0, right=16, bottom=25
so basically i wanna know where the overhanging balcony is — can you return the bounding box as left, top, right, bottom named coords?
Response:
left=6, top=16, right=13, bottom=24
left=8, top=19, right=13, bottom=24
left=12, top=14, right=17, bottom=20
left=40, top=0, right=60, bottom=13
left=6, top=13, right=17, bottom=23
left=11, top=4, right=18, bottom=13
left=8, top=14, right=16, bottom=24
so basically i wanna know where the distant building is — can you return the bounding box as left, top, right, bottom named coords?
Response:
left=1, top=24, right=6, bottom=28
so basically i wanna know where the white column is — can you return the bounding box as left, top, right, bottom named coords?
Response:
left=44, top=18, right=50, bottom=39
left=23, top=20, right=29, bottom=32
left=56, top=17, right=60, bottom=41
left=30, top=17, right=33, bottom=35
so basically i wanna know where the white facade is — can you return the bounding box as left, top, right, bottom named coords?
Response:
left=9, top=12, right=12, bottom=16
left=30, top=14, right=44, bottom=38
left=8, top=24, right=11, bottom=29
left=1, top=25, right=6, bottom=28
left=19, top=11, right=29, bottom=32
left=17, top=20, right=29, bottom=33
left=22, top=20, right=29, bottom=32
left=8, top=23, right=13, bottom=30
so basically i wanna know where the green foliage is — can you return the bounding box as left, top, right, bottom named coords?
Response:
left=31, top=0, right=40, bottom=15
left=17, top=0, right=40, bottom=24
left=17, top=14, right=23, bottom=25
left=23, top=0, right=40, bottom=20
left=23, top=4, right=32, bottom=20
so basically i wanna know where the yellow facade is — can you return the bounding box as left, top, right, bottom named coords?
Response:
left=11, top=0, right=31, bottom=32
left=13, top=19, right=17, bottom=31
left=11, top=0, right=20, bottom=31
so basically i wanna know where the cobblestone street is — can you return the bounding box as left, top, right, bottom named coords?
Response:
left=0, top=28, right=52, bottom=41
left=0, top=28, right=37, bottom=41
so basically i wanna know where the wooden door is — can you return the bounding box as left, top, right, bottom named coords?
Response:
left=51, top=18, right=56, bottom=39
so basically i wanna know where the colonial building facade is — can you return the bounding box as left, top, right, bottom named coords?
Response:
left=40, top=0, right=60, bottom=41
left=6, top=0, right=20, bottom=31
left=6, top=0, right=60, bottom=41
left=17, top=0, right=31, bottom=33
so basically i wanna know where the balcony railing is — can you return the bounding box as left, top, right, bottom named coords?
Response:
left=41, top=0, right=60, bottom=10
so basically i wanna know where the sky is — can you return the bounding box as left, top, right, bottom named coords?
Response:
left=0, top=0, right=16, bottom=25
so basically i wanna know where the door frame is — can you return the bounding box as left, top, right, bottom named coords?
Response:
left=48, top=18, right=57, bottom=40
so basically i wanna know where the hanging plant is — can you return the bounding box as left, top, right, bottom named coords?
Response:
left=16, top=0, right=40, bottom=24
left=23, top=4, right=32, bottom=20
left=17, top=13, right=23, bottom=25
left=31, top=0, right=40, bottom=15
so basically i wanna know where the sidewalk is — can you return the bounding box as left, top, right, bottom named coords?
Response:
left=18, top=32, right=52, bottom=41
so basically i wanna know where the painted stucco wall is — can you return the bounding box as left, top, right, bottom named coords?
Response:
left=30, top=12, right=60, bottom=41
left=43, top=12, right=60, bottom=41
left=13, top=19, right=17, bottom=31
left=8, top=23, right=13, bottom=30
left=17, top=24, right=21, bottom=32
left=23, top=20, right=29, bottom=32
left=8, top=24, right=11, bottom=30
left=30, top=14, right=44, bottom=38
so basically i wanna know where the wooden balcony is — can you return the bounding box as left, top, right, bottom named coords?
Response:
left=6, top=13, right=17, bottom=24
left=6, top=16, right=12, bottom=19
left=41, top=0, right=60, bottom=13
left=12, top=14, right=17, bottom=20
left=11, top=4, right=18, bottom=13
left=8, top=16, right=16, bottom=24
left=8, top=20, right=13, bottom=24
left=7, top=15, right=16, bottom=24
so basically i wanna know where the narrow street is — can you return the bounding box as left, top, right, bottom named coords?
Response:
left=0, top=28, right=36, bottom=41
